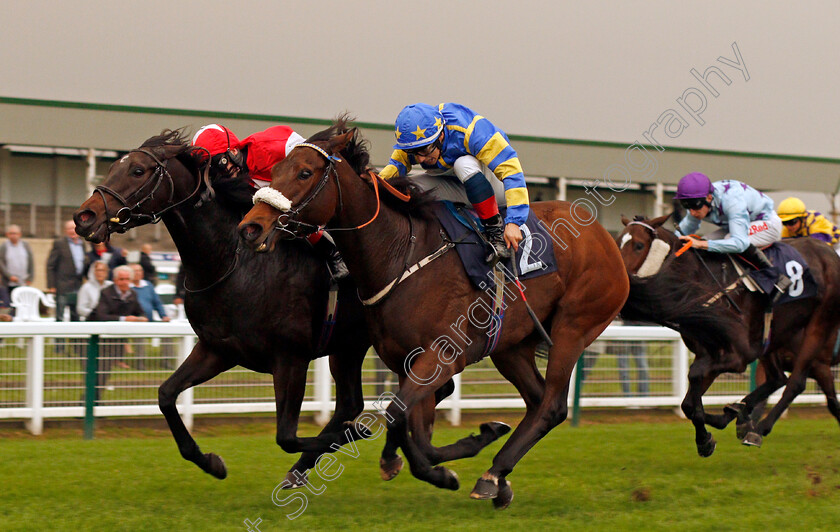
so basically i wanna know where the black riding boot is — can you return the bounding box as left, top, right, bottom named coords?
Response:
left=742, top=244, right=792, bottom=300
left=311, top=232, right=349, bottom=285
left=482, top=214, right=512, bottom=263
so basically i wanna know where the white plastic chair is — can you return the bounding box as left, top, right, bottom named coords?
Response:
left=11, top=287, right=54, bottom=322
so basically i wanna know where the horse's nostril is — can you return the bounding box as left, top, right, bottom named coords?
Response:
left=240, top=223, right=261, bottom=242
left=75, top=210, right=94, bottom=227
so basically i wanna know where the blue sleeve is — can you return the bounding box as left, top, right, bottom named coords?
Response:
left=707, top=192, right=751, bottom=253
left=152, top=291, right=167, bottom=319
left=677, top=214, right=701, bottom=236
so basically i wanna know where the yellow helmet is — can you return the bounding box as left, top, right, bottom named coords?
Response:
left=777, top=197, right=807, bottom=222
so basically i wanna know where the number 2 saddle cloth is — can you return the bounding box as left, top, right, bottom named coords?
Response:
left=742, top=242, right=817, bottom=306
left=434, top=201, right=558, bottom=289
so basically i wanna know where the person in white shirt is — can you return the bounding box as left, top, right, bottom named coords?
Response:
left=76, top=261, right=112, bottom=320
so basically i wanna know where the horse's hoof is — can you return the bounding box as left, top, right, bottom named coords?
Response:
left=742, top=432, right=763, bottom=448
left=724, top=402, right=746, bottom=417
left=492, top=479, right=514, bottom=510
left=735, top=420, right=756, bottom=441
left=480, top=421, right=512, bottom=441
left=432, top=466, right=460, bottom=491
left=379, top=455, right=403, bottom=481
left=205, top=453, right=227, bottom=479
left=696, top=434, right=716, bottom=458
left=281, top=469, right=308, bottom=489
left=470, top=476, right=499, bottom=500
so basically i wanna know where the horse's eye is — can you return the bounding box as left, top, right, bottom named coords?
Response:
left=132, top=167, right=145, bottom=177
left=634, top=242, right=645, bottom=251
left=298, top=170, right=312, bottom=180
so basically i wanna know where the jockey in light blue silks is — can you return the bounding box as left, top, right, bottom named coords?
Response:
left=379, top=103, right=530, bottom=262
left=675, top=172, right=791, bottom=296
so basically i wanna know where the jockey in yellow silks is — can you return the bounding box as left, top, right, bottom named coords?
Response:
left=777, top=197, right=840, bottom=254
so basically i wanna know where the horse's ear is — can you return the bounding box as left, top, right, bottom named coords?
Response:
left=328, top=129, right=356, bottom=154
left=621, top=215, right=631, bottom=226
left=650, top=213, right=672, bottom=228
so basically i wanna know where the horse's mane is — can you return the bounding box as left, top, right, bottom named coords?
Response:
left=307, top=114, right=370, bottom=175
left=620, top=217, right=740, bottom=352
left=308, top=118, right=437, bottom=218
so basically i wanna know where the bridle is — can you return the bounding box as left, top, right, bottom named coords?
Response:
left=94, top=148, right=205, bottom=231
left=253, top=142, right=385, bottom=243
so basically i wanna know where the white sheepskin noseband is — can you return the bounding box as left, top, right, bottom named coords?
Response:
left=636, top=238, right=671, bottom=278
left=253, top=187, right=292, bottom=212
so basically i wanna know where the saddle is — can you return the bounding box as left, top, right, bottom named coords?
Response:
left=434, top=201, right=558, bottom=289
left=732, top=242, right=817, bottom=306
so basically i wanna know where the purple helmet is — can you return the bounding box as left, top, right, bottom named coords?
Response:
left=675, top=172, right=713, bottom=199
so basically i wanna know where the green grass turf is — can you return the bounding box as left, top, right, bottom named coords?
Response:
left=2, top=410, right=840, bottom=531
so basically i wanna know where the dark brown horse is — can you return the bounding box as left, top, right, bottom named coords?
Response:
left=73, top=130, right=371, bottom=486
left=618, top=214, right=840, bottom=453
left=237, top=121, right=629, bottom=508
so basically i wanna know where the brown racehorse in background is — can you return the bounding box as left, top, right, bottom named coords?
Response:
left=237, top=120, right=628, bottom=509
left=73, top=131, right=372, bottom=487
left=617, top=214, right=840, bottom=453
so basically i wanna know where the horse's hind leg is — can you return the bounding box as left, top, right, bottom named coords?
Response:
left=284, top=347, right=367, bottom=488
left=408, top=392, right=512, bottom=466
left=380, top=377, right=455, bottom=480
left=158, top=341, right=234, bottom=479
left=809, top=360, right=840, bottom=427
left=753, top=332, right=825, bottom=441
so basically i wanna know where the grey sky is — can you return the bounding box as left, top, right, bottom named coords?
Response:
left=1, top=0, right=837, bottom=158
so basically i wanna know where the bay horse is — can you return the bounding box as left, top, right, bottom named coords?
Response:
left=617, top=214, right=840, bottom=453
left=237, top=121, right=629, bottom=508
left=73, top=130, right=372, bottom=486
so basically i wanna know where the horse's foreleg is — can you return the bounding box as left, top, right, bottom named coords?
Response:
left=272, top=356, right=369, bottom=459
left=284, top=347, right=367, bottom=488
left=158, top=341, right=234, bottom=479
left=471, top=331, right=579, bottom=506
left=680, top=357, right=719, bottom=457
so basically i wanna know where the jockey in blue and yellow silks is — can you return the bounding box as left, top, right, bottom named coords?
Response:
left=379, top=103, right=530, bottom=261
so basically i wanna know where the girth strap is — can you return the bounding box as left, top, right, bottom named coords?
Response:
left=360, top=240, right=455, bottom=306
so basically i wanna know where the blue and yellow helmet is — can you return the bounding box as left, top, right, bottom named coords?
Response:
left=393, top=103, right=445, bottom=150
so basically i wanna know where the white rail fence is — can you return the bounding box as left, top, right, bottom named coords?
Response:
left=0, top=323, right=834, bottom=435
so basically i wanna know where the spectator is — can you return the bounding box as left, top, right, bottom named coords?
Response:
left=76, top=261, right=112, bottom=320
left=84, top=241, right=128, bottom=279
left=173, top=263, right=186, bottom=305
left=130, top=263, right=169, bottom=370
left=139, top=243, right=158, bottom=285
left=88, top=265, right=147, bottom=392
left=0, top=285, right=11, bottom=321
left=0, top=224, right=35, bottom=296
left=88, top=265, right=147, bottom=323
left=130, top=264, right=169, bottom=322
left=47, top=220, right=88, bottom=322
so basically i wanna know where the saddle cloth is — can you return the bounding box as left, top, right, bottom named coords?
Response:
left=744, top=242, right=817, bottom=305
left=434, top=201, right=558, bottom=289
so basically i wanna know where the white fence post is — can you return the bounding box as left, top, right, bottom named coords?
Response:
left=673, top=338, right=689, bottom=418
left=314, top=355, right=331, bottom=426
left=449, top=373, right=462, bottom=426
left=179, top=335, right=196, bottom=431
left=25, top=335, right=44, bottom=435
